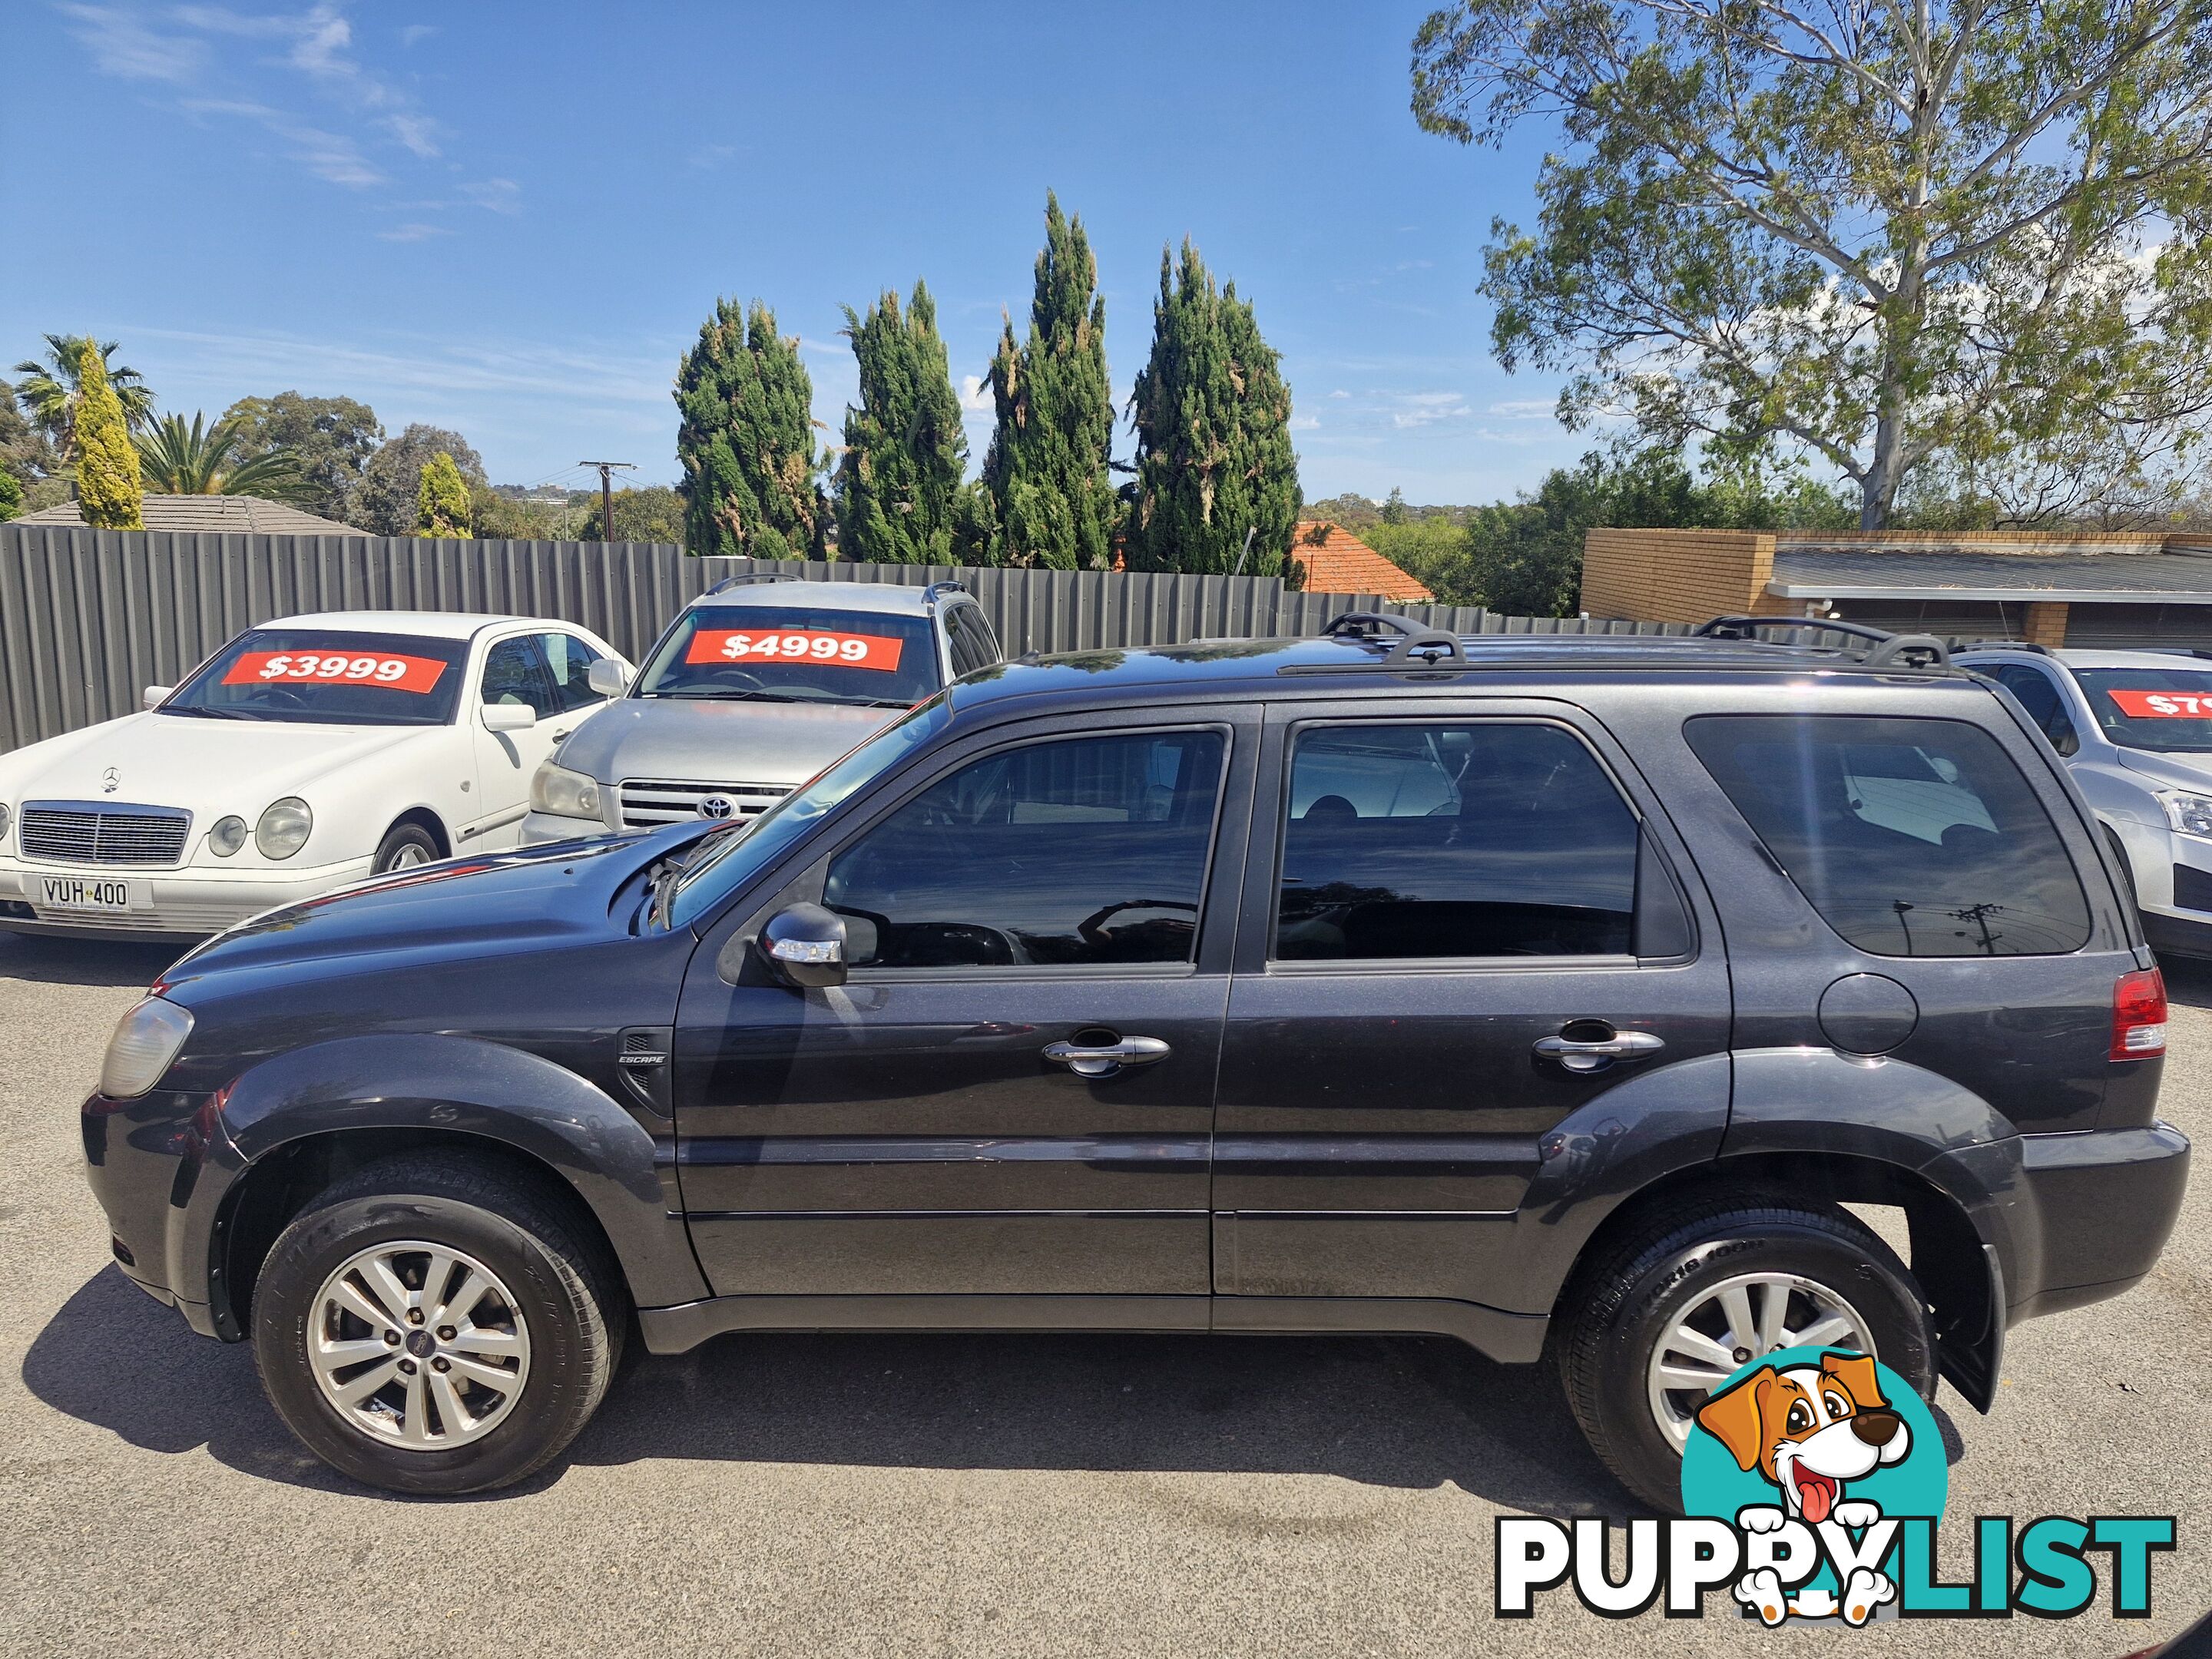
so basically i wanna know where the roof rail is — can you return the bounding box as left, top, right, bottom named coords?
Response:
left=1321, top=611, right=1422, bottom=642
left=922, top=580, right=965, bottom=605
left=1952, top=639, right=2052, bottom=656
left=1695, top=614, right=1951, bottom=670
left=705, top=572, right=800, bottom=595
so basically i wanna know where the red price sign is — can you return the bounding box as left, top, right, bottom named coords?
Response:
left=686, top=628, right=906, bottom=672
left=224, top=651, right=449, bottom=693
left=2107, top=688, right=2212, bottom=719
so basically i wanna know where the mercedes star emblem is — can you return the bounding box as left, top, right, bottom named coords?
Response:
left=101, top=767, right=121, bottom=794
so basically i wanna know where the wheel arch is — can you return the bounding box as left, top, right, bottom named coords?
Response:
left=194, top=1032, right=707, bottom=1339
left=380, top=806, right=451, bottom=859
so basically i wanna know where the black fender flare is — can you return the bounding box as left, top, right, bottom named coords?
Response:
left=194, top=1031, right=708, bottom=1313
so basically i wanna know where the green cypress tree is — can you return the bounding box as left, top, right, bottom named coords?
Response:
left=835, top=281, right=981, bottom=564
left=1125, top=242, right=1302, bottom=577
left=414, top=451, right=473, bottom=538
left=675, top=298, right=826, bottom=559
left=980, top=194, right=1119, bottom=568
left=73, top=341, right=144, bottom=531
left=0, top=466, right=21, bottom=522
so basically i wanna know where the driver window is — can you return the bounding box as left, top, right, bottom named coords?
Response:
left=823, top=729, right=1227, bottom=969
left=1990, top=664, right=2079, bottom=753
left=480, top=637, right=554, bottom=717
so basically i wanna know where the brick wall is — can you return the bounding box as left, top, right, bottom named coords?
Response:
left=1581, top=528, right=1786, bottom=624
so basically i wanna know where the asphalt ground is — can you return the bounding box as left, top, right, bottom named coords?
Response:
left=1, top=928, right=2206, bottom=1657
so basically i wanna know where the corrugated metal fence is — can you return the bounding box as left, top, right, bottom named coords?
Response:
left=0, top=525, right=1688, bottom=753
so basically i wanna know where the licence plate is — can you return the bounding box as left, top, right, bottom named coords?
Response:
left=37, top=875, right=141, bottom=912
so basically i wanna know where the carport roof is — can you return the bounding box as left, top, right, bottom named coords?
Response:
left=1767, top=547, right=2212, bottom=604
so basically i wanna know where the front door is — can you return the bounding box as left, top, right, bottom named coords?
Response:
left=467, top=634, right=563, bottom=849
left=1214, top=700, right=1731, bottom=1306
left=673, top=710, right=1256, bottom=1302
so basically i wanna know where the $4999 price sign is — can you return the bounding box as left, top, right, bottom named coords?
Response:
left=223, top=651, right=450, bottom=693
left=685, top=628, right=905, bottom=672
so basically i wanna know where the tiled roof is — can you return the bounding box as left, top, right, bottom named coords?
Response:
left=14, top=494, right=366, bottom=535
left=1290, top=522, right=1434, bottom=600
left=1769, top=547, right=2212, bottom=601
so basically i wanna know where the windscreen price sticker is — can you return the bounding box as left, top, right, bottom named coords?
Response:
left=2107, top=688, right=2212, bottom=718
left=223, top=651, right=449, bottom=693
left=686, top=628, right=905, bottom=672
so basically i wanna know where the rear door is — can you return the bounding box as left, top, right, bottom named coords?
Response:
left=1214, top=694, right=1731, bottom=1306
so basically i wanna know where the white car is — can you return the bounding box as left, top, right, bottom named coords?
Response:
left=1958, top=644, right=2212, bottom=959
left=0, top=611, right=628, bottom=942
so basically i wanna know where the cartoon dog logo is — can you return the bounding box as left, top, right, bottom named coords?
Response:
left=1695, top=1351, right=1911, bottom=1625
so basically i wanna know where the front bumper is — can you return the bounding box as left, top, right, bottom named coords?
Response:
left=81, top=1084, right=241, bottom=1339
left=0, top=856, right=373, bottom=939
left=518, top=809, right=618, bottom=846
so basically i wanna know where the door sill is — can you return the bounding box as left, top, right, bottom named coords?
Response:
left=637, top=1291, right=1548, bottom=1363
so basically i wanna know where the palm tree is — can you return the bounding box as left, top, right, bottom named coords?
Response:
left=11, top=335, right=154, bottom=463
left=134, top=412, right=312, bottom=502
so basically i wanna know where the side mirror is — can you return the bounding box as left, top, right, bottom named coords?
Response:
left=142, top=685, right=172, bottom=710
left=758, top=902, right=852, bottom=988
left=588, top=658, right=630, bottom=698
left=482, top=702, right=538, bottom=733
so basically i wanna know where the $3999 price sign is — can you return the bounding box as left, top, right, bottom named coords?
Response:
left=685, top=628, right=905, bottom=672
left=223, top=651, right=450, bottom=693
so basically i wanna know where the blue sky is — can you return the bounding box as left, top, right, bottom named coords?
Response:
left=2, top=2, right=1590, bottom=502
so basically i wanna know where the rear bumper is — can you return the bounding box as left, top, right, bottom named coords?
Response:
left=2008, top=1121, right=2190, bottom=1321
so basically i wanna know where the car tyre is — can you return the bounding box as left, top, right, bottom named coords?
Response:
left=1556, top=1187, right=1935, bottom=1514
left=372, top=822, right=442, bottom=874
left=253, top=1151, right=625, bottom=1496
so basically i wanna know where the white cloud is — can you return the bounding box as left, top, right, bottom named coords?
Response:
left=398, top=23, right=436, bottom=47
left=57, top=4, right=209, bottom=82
left=1485, top=398, right=1557, bottom=420
left=960, top=374, right=992, bottom=412
left=376, top=222, right=451, bottom=242
left=460, top=177, right=522, bottom=214
left=688, top=143, right=737, bottom=171
left=1289, top=414, right=1320, bottom=431
left=1328, top=388, right=1350, bottom=399
left=1391, top=391, right=1474, bottom=429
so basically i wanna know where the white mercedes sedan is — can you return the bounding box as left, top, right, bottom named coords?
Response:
left=0, top=611, right=628, bottom=942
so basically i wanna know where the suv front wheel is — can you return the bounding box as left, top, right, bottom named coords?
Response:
left=252, top=1151, right=625, bottom=1495
left=1557, top=1190, right=1936, bottom=1512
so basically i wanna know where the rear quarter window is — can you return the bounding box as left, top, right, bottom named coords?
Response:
left=1684, top=714, right=2091, bottom=957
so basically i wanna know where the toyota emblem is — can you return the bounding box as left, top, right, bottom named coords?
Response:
left=698, top=795, right=735, bottom=820
left=101, top=767, right=121, bottom=794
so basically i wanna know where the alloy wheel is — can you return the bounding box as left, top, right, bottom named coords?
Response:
left=1644, top=1270, right=1872, bottom=1449
left=306, top=1240, right=532, bottom=1449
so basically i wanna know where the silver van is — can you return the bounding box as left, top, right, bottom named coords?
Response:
left=520, top=576, right=1000, bottom=843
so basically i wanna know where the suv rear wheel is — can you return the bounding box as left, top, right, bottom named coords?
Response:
left=1557, top=1190, right=1936, bottom=1512
left=251, top=1151, right=625, bottom=1495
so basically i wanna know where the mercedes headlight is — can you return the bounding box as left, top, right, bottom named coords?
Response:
left=0, top=801, right=11, bottom=847
left=100, top=995, right=194, bottom=1099
left=207, top=815, right=248, bottom=857
left=531, top=761, right=604, bottom=820
left=2161, top=792, right=2212, bottom=839
left=255, top=797, right=313, bottom=859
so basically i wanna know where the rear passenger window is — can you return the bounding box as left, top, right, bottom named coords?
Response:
left=1275, top=723, right=1640, bottom=960
left=825, top=730, right=1226, bottom=969
left=1686, top=715, right=2091, bottom=956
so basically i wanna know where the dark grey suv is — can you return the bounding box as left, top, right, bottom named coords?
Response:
left=81, top=615, right=2187, bottom=1506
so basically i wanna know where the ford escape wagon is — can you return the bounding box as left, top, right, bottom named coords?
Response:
left=81, top=614, right=2187, bottom=1506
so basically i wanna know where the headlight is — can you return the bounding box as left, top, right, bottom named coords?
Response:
left=0, top=801, right=10, bottom=846
left=530, top=761, right=603, bottom=820
left=255, top=797, right=313, bottom=859
left=2161, top=792, right=2212, bottom=839
left=208, top=815, right=248, bottom=857
left=99, top=995, right=194, bottom=1099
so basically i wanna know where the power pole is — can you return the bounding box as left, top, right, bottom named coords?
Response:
left=579, top=461, right=637, bottom=542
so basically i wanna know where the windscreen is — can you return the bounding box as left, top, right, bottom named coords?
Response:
left=2075, top=668, right=2212, bottom=753
left=636, top=604, right=938, bottom=709
left=161, top=628, right=470, bottom=726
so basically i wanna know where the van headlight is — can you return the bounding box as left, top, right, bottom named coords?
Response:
left=100, top=995, right=194, bottom=1099
left=255, top=797, right=313, bottom=859
left=531, top=761, right=604, bottom=820
left=2161, top=792, right=2212, bottom=839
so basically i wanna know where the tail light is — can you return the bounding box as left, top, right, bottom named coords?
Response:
left=2111, top=968, right=2168, bottom=1061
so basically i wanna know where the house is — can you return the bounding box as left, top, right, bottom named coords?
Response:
left=1290, top=521, right=1434, bottom=601
left=14, top=494, right=366, bottom=536
left=1581, top=526, right=2212, bottom=649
